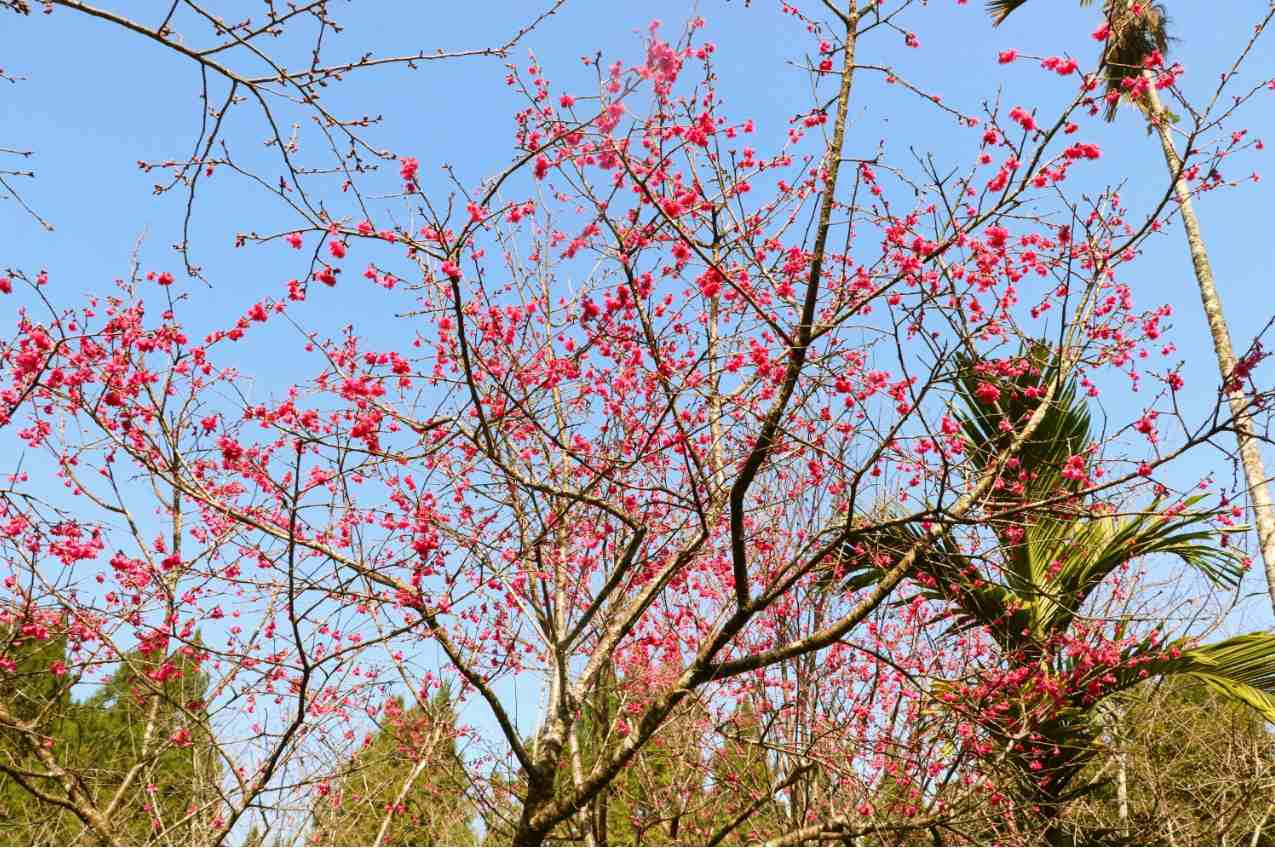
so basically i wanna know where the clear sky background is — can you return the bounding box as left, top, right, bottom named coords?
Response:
left=3, top=0, right=1275, bottom=733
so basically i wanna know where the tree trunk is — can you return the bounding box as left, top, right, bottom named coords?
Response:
left=1145, top=82, right=1275, bottom=614
left=1116, top=748, right=1129, bottom=838
left=513, top=776, right=556, bottom=847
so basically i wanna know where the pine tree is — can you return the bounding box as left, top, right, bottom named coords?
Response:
left=81, top=647, right=220, bottom=845
left=0, top=624, right=76, bottom=844
left=598, top=701, right=708, bottom=845
left=699, top=698, right=787, bottom=846
left=480, top=667, right=713, bottom=846
left=309, top=685, right=476, bottom=846
left=0, top=630, right=219, bottom=845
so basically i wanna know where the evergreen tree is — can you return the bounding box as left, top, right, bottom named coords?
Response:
left=0, top=624, right=75, bottom=845
left=309, top=685, right=476, bottom=846
left=700, top=698, right=786, bottom=846
left=596, top=698, right=708, bottom=845
left=82, top=646, right=220, bottom=845
left=0, top=629, right=219, bottom=846
left=480, top=667, right=713, bottom=846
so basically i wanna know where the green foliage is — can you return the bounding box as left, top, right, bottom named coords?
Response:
left=0, top=632, right=219, bottom=846
left=841, top=349, right=1243, bottom=653
left=1121, top=632, right=1275, bottom=722
left=537, top=670, right=712, bottom=846
left=1065, top=677, right=1275, bottom=845
left=698, top=698, right=787, bottom=845
left=478, top=672, right=782, bottom=846
left=841, top=346, right=1275, bottom=837
left=308, top=685, right=476, bottom=847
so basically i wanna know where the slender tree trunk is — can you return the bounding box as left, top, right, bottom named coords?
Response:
left=1251, top=801, right=1273, bottom=847
left=1116, top=748, right=1129, bottom=837
left=374, top=758, right=429, bottom=847
left=1145, top=83, right=1275, bottom=614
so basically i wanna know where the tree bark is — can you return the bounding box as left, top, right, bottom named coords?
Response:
left=1145, top=83, right=1275, bottom=614
left=1116, top=748, right=1129, bottom=837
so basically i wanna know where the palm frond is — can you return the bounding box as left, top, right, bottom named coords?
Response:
left=954, top=344, right=1091, bottom=592
left=1100, top=2, right=1172, bottom=121
left=985, top=0, right=1031, bottom=26
left=955, top=344, right=1089, bottom=502
left=832, top=516, right=955, bottom=596
left=951, top=347, right=1239, bottom=643
left=834, top=515, right=1036, bottom=651
left=985, top=1, right=1173, bottom=122
left=1119, top=633, right=1275, bottom=723
left=1030, top=495, right=1246, bottom=637
left=988, top=0, right=1095, bottom=26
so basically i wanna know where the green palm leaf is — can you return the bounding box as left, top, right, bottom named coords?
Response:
left=835, top=516, right=1032, bottom=650
left=1100, top=2, right=1170, bottom=121
left=955, top=344, right=1088, bottom=490
left=926, top=341, right=1273, bottom=820
left=986, top=0, right=1028, bottom=26
left=988, top=0, right=1096, bottom=27
left=954, top=345, right=1090, bottom=595
left=1121, top=633, right=1275, bottom=722
left=951, top=348, right=1241, bottom=643
left=1029, top=496, right=1246, bottom=638
left=843, top=345, right=1240, bottom=654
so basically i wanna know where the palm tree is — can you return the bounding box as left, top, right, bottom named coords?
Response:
left=990, top=1, right=1168, bottom=121
left=839, top=349, right=1275, bottom=843
left=986, top=0, right=1275, bottom=619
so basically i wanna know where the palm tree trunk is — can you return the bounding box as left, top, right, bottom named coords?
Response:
left=1145, top=82, right=1275, bottom=614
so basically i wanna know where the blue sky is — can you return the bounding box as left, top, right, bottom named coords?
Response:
left=4, top=1, right=1272, bottom=391
left=5, top=1, right=1273, bottom=352
left=3, top=0, right=1275, bottom=778
left=8, top=0, right=1274, bottom=588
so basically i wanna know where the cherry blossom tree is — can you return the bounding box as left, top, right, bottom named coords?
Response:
left=2, top=1, right=1274, bottom=845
